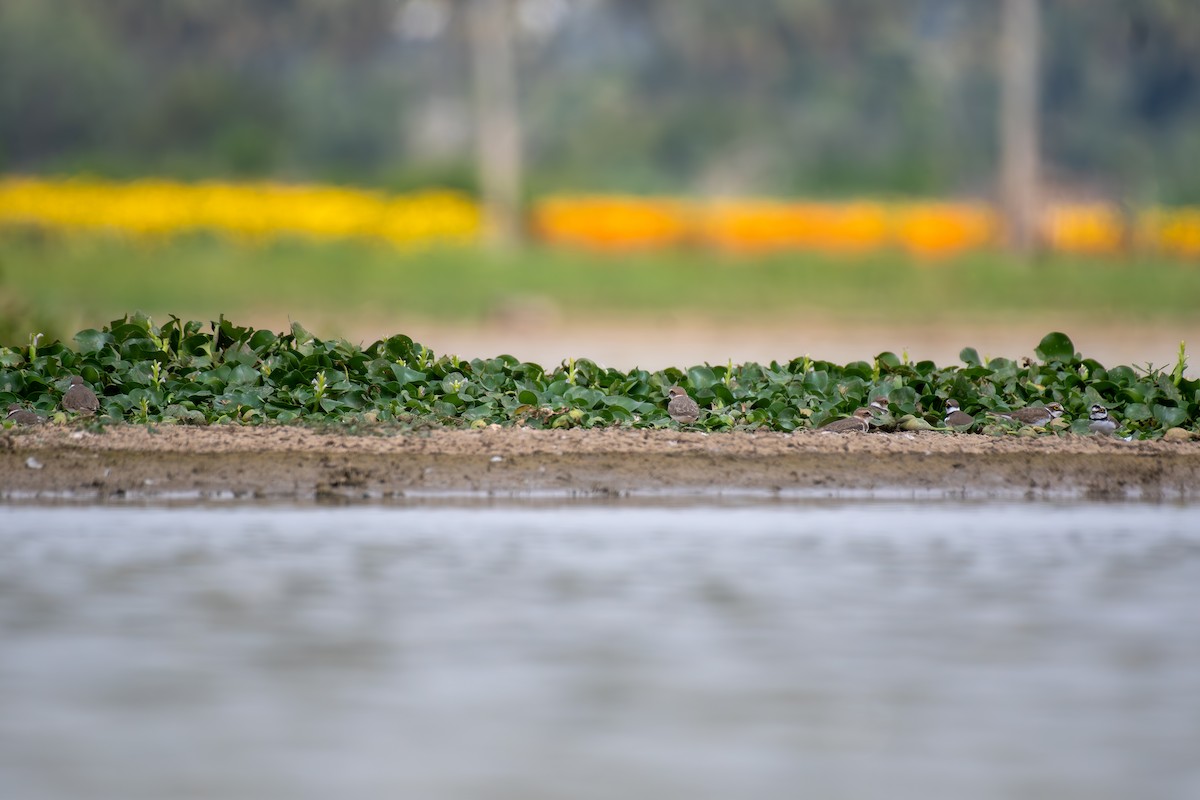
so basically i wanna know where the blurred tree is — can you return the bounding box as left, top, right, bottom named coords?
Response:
left=0, top=0, right=138, bottom=170
left=0, top=0, right=1197, bottom=204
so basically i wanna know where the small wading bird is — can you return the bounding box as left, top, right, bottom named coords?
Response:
left=994, top=402, right=1065, bottom=426
left=5, top=404, right=44, bottom=425
left=943, top=398, right=975, bottom=428
left=819, top=407, right=873, bottom=433
left=62, top=375, right=100, bottom=415
left=1088, top=404, right=1117, bottom=435
left=867, top=394, right=900, bottom=431
left=666, top=385, right=700, bottom=424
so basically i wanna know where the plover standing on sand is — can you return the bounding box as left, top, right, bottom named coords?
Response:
left=666, top=385, right=700, bottom=424
left=995, top=402, right=1065, bottom=426
left=943, top=398, right=975, bottom=428
left=1088, top=404, right=1117, bottom=435
left=62, top=376, right=100, bottom=415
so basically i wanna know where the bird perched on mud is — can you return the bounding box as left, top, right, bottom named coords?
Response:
left=994, top=402, right=1065, bottom=426
left=1088, top=404, right=1117, bottom=435
left=943, top=398, right=975, bottom=428
left=62, top=375, right=100, bottom=415
left=666, top=385, right=700, bottom=424
left=818, top=407, right=873, bottom=433
left=5, top=404, right=44, bottom=425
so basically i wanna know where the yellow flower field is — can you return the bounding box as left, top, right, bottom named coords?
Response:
left=1137, top=206, right=1200, bottom=259
left=1042, top=204, right=1126, bottom=255
left=2, top=177, right=1197, bottom=258
left=0, top=177, right=481, bottom=247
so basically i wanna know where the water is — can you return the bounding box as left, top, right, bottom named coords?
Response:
left=1, top=501, right=1199, bottom=800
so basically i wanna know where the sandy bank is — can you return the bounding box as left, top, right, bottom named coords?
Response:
left=3, top=425, right=1199, bottom=503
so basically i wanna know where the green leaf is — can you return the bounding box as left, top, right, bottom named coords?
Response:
left=226, top=364, right=262, bottom=387
left=601, top=394, right=648, bottom=413
left=440, top=372, right=468, bottom=395
left=1034, top=332, right=1076, bottom=363
left=802, top=370, right=829, bottom=394
left=1106, top=366, right=1137, bottom=385
left=888, top=386, right=919, bottom=411
left=1069, top=418, right=1094, bottom=435
left=564, top=386, right=606, bottom=409
left=875, top=352, right=901, bottom=369
left=1123, top=403, right=1152, bottom=421
left=318, top=397, right=351, bottom=413
left=959, top=347, right=981, bottom=367
left=381, top=334, right=415, bottom=360
left=249, top=329, right=278, bottom=352
left=120, top=337, right=164, bottom=358
left=843, top=361, right=874, bottom=380
left=686, top=366, right=718, bottom=390
left=709, top=384, right=735, bottom=404
left=390, top=364, right=426, bottom=386
left=163, top=404, right=207, bottom=424
left=74, top=329, right=114, bottom=354
left=0, top=372, right=25, bottom=393
left=1152, top=403, right=1188, bottom=428
left=290, top=321, right=314, bottom=344
left=129, top=311, right=155, bottom=330
left=109, top=322, right=149, bottom=345
left=544, top=379, right=570, bottom=399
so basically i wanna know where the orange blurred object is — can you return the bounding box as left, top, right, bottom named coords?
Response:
left=1042, top=203, right=1126, bottom=255
left=531, top=196, right=692, bottom=251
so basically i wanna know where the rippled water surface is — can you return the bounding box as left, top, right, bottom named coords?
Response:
left=2, top=502, right=1199, bottom=800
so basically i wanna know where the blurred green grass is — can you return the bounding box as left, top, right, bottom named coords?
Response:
left=2, top=232, right=1199, bottom=343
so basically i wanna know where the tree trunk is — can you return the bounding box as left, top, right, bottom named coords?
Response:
left=1000, top=0, right=1040, bottom=256
left=468, top=0, right=523, bottom=247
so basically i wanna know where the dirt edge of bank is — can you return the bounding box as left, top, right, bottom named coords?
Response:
left=3, top=425, right=1199, bottom=503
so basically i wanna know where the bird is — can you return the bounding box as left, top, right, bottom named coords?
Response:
left=818, top=407, right=873, bottom=433
left=5, top=404, right=44, bottom=425
left=994, top=402, right=1065, bottom=426
left=1088, top=404, right=1117, bottom=435
left=62, top=375, right=100, bottom=415
left=666, top=385, right=700, bottom=424
left=869, top=396, right=890, bottom=414
left=943, top=398, right=975, bottom=428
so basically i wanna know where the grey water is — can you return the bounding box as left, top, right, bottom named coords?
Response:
left=1, top=502, right=1199, bottom=800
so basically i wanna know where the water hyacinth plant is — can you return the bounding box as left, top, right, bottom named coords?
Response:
left=0, top=317, right=1196, bottom=439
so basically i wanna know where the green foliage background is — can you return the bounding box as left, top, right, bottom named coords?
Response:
left=3, top=318, right=1195, bottom=439
left=2, top=0, right=1199, bottom=201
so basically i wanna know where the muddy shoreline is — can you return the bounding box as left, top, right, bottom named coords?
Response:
left=3, top=425, right=1200, bottom=503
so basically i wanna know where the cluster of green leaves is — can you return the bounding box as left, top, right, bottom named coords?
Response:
left=1, top=319, right=1196, bottom=438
